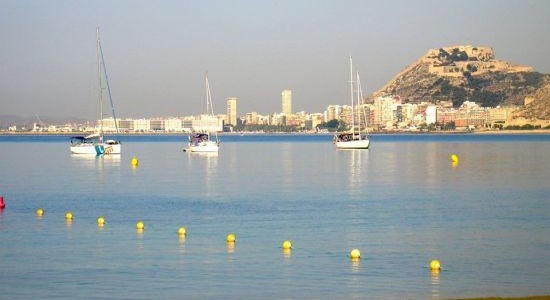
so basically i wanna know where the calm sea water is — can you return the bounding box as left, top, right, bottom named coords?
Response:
left=1, top=134, right=549, bottom=299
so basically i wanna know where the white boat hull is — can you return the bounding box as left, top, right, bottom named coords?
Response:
left=335, top=139, right=370, bottom=149
left=188, top=141, right=219, bottom=152
left=70, top=143, right=121, bottom=155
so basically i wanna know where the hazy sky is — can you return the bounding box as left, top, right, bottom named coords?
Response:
left=1, top=0, right=550, bottom=120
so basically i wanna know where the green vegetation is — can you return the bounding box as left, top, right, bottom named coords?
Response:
left=438, top=48, right=469, bottom=62
left=466, top=63, right=478, bottom=73
left=432, top=70, right=548, bottom=108
left=472, top=90, right=504, bottom=107
left=450, top=47, right=469, bottom=61
left=467, top=76, right=490, bottom=89
left=522, top=72, right=544, bottom=86
left=450, top=87, right=468, bottom=107
left=316, top=119, right=346, bottom=132
left=504, top=124, right=542, bottom=130
left=441, top=121, right=456, bottom=130
left=424, top=121, right=456, bottom=131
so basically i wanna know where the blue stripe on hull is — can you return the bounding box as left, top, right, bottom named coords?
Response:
left=95, top=145, right=105, bottom=155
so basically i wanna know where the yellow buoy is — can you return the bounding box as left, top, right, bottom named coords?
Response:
left=136, top=221, right=145, bottom=230
left=226, top=233, right=236, bottom=243
left=177, top=227, right=187, bottom=236
left=282, top=240, right=292, bottom=250
left=430, top=259, right=441, bottom=270
left=65, top=211, right=73, bottom=220
left=97, top=216, right=105, bottom=226
left=36, top=208, right=44, bottom=217
left=131, top=156, right=139, bottom=167
left=451, top=154, right=459, bottom=163
left=350, top=248, right=361, bottom=259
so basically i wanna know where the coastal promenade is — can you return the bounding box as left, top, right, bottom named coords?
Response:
left=2, top=129, right=550, bottom=136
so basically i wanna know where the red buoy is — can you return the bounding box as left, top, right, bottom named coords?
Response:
left=0, top=196, right=5, bottom=209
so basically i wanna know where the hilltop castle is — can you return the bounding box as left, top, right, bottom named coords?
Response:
left=424, top=45, right=532, bottom=77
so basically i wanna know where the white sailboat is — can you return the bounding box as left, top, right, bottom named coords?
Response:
left=70, top=27, right=121, bottom=155
left=186, top=74, right=220, bottom=152
left=334, top=56, right=370, bottom=149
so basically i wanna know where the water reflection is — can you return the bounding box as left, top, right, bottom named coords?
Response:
left=178, top=236, right=186, bottom=255
left=188, top=152, right=219, bottom=159
left=65, top=220, right=73, bottom=241
left=186, top=152, right=219, bottom=195
left=281, top=248, right=292, bottom=258
left=70, top=154, right=121, bottom=183
left=226, top=241, right=235, bottom=254
left=350, top=258, right=361, bottom=273
left=136, top=229, right=144, bottom=255
left=281, top=143, right=293, bottom=183
left=70, top=154, right=121, bottom=168
left=347, top=149, right=368, bottom=191
left=347, top=258, right=363, bottom=296
left=430, top=270, right=441, bottom=300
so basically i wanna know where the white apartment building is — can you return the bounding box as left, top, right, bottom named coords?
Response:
left=374, top=96, right=396, bottom=127
left=165, top=118, right=184, bottom=132
left=309, top=113, right=324, bottom=129
left=426, top=105, right=437, bottom=125
left=191, top=114, right=223, bottom=132
left=133, top=119, right=151, bottom=132
left=271, top=113, right=286, bottom=126
left=325, top=105, right=342, bottom=122
left=245, top=112, right=258, bottom=125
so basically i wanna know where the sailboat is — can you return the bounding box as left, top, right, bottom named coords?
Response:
left=185, top=74, right=220, bottom=152
left=333, top=57, right=370, bottom=149
left=70, top=28, right=121, bottom=155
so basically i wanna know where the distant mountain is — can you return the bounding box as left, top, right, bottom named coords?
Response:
left=371, top=45, right=550, bottom=120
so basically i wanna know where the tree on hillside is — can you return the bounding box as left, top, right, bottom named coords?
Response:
left=317, top=119, right=346, bottom=132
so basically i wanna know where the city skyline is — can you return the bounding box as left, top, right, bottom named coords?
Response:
left=2, top=1, right=550, bottom=120
left=9, top=95, right=518, bottom=133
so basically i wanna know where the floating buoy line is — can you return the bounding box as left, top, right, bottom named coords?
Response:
left=17, top=207, right=443, bottom=271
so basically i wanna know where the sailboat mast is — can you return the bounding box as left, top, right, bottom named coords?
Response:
left=205, top=74, right=219, bottom=143
left=96, top=27, right=104, bottom=143
left=356, top=72, right=360, bottom=135
left=349, top=56, right=355, bottom=136
left=98, top=34, right=120, bottom=135
left=357, top=72, right=368, bottom=135
left=205, top=74, right=210, bottom=118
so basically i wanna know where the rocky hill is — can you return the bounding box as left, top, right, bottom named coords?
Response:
left=509, top=82, right=550, bottom=123
left=371, top=45, right=550, bottom=120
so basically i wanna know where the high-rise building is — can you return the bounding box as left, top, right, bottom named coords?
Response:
left=425, top=105, right=437, bottom=125
left=374, top=96, right=397, bottom=127
left=226, top=97, right=238, bottom=126
left=281, top=90, right=292, bottom=117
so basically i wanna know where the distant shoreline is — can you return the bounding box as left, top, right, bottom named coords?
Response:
left=445, top=296, right=550, bottom=300
left=2, top=129, right=550, bottom=136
